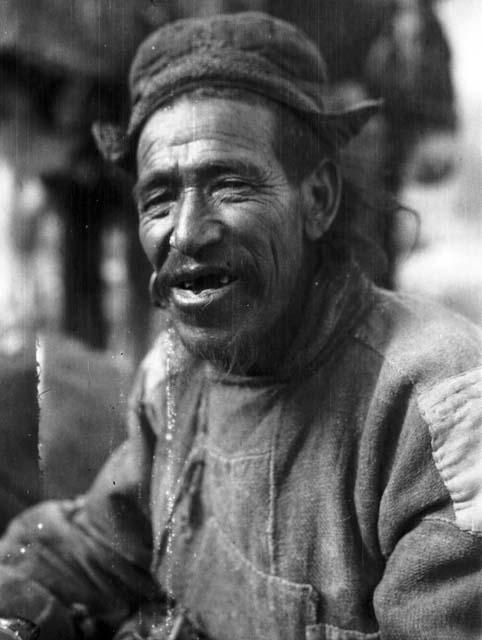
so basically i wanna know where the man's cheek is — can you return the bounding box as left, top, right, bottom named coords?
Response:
left=138, top=226, right=169, bottom=268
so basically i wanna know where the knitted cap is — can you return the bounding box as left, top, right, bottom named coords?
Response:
left=93, top=12, right=381, bottom=170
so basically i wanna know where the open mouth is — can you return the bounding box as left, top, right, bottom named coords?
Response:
left=175, top=272, right=237, bottom=294
left=169, top=267, right=239, bottom=307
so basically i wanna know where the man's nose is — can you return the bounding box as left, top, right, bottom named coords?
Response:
left=170, top=189, right=223, bottom=255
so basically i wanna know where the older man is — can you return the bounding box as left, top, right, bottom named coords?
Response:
left=0, top=12, right=480, bottom=640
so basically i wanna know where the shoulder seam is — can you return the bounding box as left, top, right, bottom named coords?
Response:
left=350, top=331, right=418, bottom=392
left=423, top=516, right=482, bottom=539
left=348, top=289, right=424, bottom=392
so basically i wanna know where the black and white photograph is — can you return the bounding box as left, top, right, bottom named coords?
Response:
left=0, top=1, right=480, bottom=638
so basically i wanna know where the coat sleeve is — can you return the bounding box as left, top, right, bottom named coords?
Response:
left=374, top=369, right=482, bottom=639
left=0, top=366, right=160, bottom=638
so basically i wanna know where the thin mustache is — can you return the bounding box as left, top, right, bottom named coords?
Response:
left=165, top=264, right=235, bottom=286
left=158, top=258, right=235, bottom=285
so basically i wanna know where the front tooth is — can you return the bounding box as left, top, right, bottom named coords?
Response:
left=220, top=276, right=230, bottom=285
left=184, top=281, right=194, bottom=289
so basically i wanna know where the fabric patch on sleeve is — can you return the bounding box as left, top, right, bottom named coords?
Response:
left=418, top=367, right=482, bottom=533
left=305, top=623, right=380, bottom=639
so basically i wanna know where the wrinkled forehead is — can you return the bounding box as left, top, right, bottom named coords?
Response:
left=136, top=95, right=280, bottom=175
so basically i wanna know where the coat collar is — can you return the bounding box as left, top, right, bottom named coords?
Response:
left=205, top=259, right=375, bottom=385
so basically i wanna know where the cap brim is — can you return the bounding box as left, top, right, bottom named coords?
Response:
left=92, top=99, right=382, bottom=173
left=308, top=100, right=383, bottom=148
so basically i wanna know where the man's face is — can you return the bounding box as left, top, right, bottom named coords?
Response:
left=135, top=96, right=316, bottom=369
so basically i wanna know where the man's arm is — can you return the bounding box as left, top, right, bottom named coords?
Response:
left=374, top=369, right=482, bottom=639
left=0, top=368, right=159, bottom=638
left=375, top=517, right=481, bottom=639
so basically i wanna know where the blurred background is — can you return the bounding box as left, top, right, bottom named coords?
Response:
left=0, top=0, right=480, bottom=529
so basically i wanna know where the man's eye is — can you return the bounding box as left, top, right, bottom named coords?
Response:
left=221, top=178, right=249, bottom=189
left=212, top=179, right=251, bottom=197
left=139, top=191, right=173, bottom=216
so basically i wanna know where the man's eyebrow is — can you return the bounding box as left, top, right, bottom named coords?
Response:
left=198, top=159, right=268, bottom=182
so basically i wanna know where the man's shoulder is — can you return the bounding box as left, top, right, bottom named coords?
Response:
left=353, top=285, right=482, bottom=387
left=352, top=286, right=482, bottom=535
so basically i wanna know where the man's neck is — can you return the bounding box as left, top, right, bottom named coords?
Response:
left=209, top=253, right=324, bottom=377
left=205, top=254, right=364, bottom=380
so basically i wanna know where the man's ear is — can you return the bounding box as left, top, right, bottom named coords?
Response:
left=300, top=159, right=341, bottom=242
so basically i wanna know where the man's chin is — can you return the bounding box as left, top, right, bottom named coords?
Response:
left=173, top=321, right=261, bottom=374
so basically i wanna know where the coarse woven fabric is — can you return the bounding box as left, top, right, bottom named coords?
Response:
left=92, top=11, right=381, bottom=169
left=0, top=263, right=481, bottom=638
